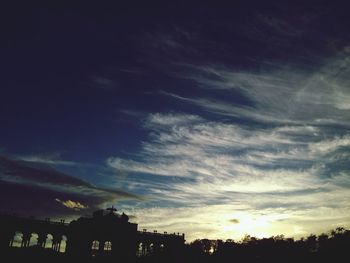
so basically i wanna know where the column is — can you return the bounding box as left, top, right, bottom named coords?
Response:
left=37, top=234, right=47, bottom=248
left=21, top=233, right=31, bottom=248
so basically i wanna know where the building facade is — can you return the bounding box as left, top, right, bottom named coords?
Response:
left=0, top=208, right=185, bottom=261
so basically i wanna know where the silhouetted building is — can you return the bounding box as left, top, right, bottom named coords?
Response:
left=0, top=208, right=185, bottom=261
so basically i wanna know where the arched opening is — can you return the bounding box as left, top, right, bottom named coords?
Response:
left=59, top=235, right=67, bottom=253
left=29, top=233, right=39, bottom=247
left=137, top=242, right=143, bottom=257
left=104, top=241, right=112, bottom=251
left=91, top=240, right=100, bottom=250
left=11, top=232, right=23, bottom=247
left=45, top=234, right=53, bottom=249
left=149, top=243, right=154, bottom=254
left=91, top=240, right=100, bottom=256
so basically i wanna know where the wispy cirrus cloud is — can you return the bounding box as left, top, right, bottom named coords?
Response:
left=108, top=108, right=350, bottom=240
left=16, top=152, right=77, bottom=166
left=165, top=51, right=350, bottom=126
left=108, top=27, right=350, bottom=241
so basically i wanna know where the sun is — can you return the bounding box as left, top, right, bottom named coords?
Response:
left=219, top=213, right=287, bottom=240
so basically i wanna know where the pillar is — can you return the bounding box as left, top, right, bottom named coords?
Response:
left=37, top=234, right=47, bottom=248
left=21, top=233, right=31, bottom=248
left=52, top=237, right=62, bottom=252
left=99, top=240, right=104, bottom=252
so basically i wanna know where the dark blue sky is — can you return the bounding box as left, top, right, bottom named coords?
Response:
left=1, top=1, right=350, bottom=241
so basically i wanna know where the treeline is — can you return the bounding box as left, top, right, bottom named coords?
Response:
left=180, top=227, right=350, bottom=263
left=137, top=227, right=349, bottom=263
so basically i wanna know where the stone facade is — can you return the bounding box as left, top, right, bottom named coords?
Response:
left=0, top=208, right=185, bottom=260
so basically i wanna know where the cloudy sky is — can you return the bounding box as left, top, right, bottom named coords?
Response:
left=1, top=1, right=350, bottom=241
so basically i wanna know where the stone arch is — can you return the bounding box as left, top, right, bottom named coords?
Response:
left=0, top=230, right=14, bottom=248
left=149, top=242, right=154, bottom=254
left=103, top=241, right=112, bottom=251
left=29, top=232, right=39, bottom=247
left=91, top=240, right=100, bottom=251
left=137, top=242, right=144, bottom=257
left=37, top=233, right=47, bottom=248
left=45, top=234, right=53, bottom=249
left=52, top=234, right=65, bottom=252
left=59, top=235, right=67, bottom=253
left=91, top=240, right=100, bottom=256
left=11, top=231, right=23, bottom=247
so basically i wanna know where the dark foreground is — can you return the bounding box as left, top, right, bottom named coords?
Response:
left=3, top=227, right=349, bottom=263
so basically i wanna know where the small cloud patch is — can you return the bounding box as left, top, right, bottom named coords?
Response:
left=55, top=198, right=88, bottom=210
left=229, top=218, right=240, bottom=224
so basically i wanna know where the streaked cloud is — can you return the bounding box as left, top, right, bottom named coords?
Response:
left=55, top=198, right=88, bottom=210
left=107, top=52, right=350, bottom=240
left=16, top=152, right=77, bottom=166
left=108, top=110, right=350, bottom=240
left=165, top=50, right=350, bottom=126
left=0, top=155, right=139, bottom=219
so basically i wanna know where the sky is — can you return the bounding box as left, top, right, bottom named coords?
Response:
left=1, top=1, right=350, bottom=242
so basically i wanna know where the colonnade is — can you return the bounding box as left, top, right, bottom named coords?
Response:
left=0, top=211, right=185, bottom=259
left=7, top=231, right=67, bottom=252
